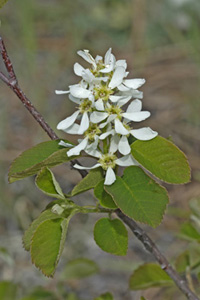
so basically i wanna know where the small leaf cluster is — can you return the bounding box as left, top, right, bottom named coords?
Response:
left=8, top=134, right=191, bottom=277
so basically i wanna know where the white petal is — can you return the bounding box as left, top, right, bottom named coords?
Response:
left=95, top=99, right=105, bottom=111
left=74, top=163, right=101, bottom=170
left=58, top=140, right=73, bottom=148
left=116, top=59, right=127, bottom=69
left=123, top=78, right=146, bottom=89
left=104, top=167, right=116, bottom=185
left=118, top=136, right=131, bottom=155
left=55, top=90, right=69, bottom=95
left=130, top=89, right=143, bottom=99
left=114, top=119, right=129, bottom=135
left=104, top=48, right=112, bottom=65
left=74, top=63, right=85, bottom=76
left=67, top=138, right=88, bottom=156
left=130, top=127, right=158, bottom=140
left=82, top=69, right=95, bottom=83
left=122, top=111, right=150, bottom=122
left=95, top=55, right=103, bottom=62
left=70, top=85, right=91, bottom=99
left=77, top=50, right=96, bottom=68
left=99, top=129, right=114, bottom=140
left=109, top=66, right=126, bottom=89
left=117, top=84, right=130, bottom=92
left=57, top=110, right=80, bottom=130
left=116, top=155, right=138, bottom=167
left=90, top=111, right=108, bottom=123
left=117, top=96, right=132, bottom=107
left=109, top=95, right=126, bottom=103
left=78, top=112, right=89, bottom=134
left=94, top=76, right=109, bottom=83
left=85, top=148, right=102, bottom=158
left=109, top=135, right=120, bottom=153
left=64, top=123, right=80, bottom=134
left=126, top=99, right=142, bottom=113
left=69, top=94, right=81, bottom=104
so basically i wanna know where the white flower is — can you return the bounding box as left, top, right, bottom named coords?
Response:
left=73, top=150, right=137, bottom=185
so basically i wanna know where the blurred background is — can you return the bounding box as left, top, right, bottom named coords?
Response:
left=0, top=0, right=200, bottom=299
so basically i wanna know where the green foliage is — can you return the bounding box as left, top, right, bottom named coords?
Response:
left=23, top=208, right=64, bottom=251
left=31, top=218, right=69, bottom=277
left=8, top=140, right=74, bottom=183
left=62, top=258, right=99, bottom=279
left=71, top=168, right=103, bottom=196
left=94, top=292, right=114, bottom=300
left=129, top=263, right=173, bottom=290
left=175, top=251, right=190, bottom=273
left=190, top=198, right=200, bottom=218
left=21, top=287, right=56, bottom=300
left=0, top=281, right=18, bottom=300
left=131, top=136, right=191, bottom=184
left=94, top=180, right=117, bottom=209
left=179, top=222, right=200, bottom=242
left=0, top=0, right=9, bottom=9
left=36, top=167, right=65, bottom=199
left=106, top=166, right=168, bottom=227
left=94, top=218, right=128, bottom=256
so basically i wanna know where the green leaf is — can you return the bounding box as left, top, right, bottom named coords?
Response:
left=62, top=258, right=99, bottom=279
left=106, top=166, right=168, bottom=227
left=131, top=136, right=191, bottom=184
left=21, top=287, right=56, bottom=300
left=94, top=292, right=113, bottom=300
left=8, top=140, right=74, bottom=183
left=0, top=281, right=18, bottom=300
left=36, top=167, right=64, bottom=199
left=94, top=180, right=117, bottom=209
left=179, top=223, right=200, bottom=242
left=94, top=218, right=128, bottom=256
left=23, top=208, right=62, bottom=251
left=31, top=218, right=69, bottom=277
left=129, top=263, right=173, bottom=290
left=189, top=198, right=200, bottom=218
left=175, top=251, right=190, bottom=273
left=71, top=168, right=103, bottom=196
left=0, top=0, right=9, bottom=9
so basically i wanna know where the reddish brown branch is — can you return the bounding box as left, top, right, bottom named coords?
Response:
left=0, top=36, right=198, bottom=300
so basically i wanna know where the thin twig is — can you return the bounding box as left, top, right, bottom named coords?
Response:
left=116, top=210, right=199, bottom=300
left=0, top=36, right=199, bottom=300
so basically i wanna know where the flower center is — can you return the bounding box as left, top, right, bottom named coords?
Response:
left=94, top=84, right=114, bottom=102
left=98, top=153, right=117, bottom=170
left=106, top=105, right=122, bottom=117
left=79, top=99, right=93, bottom=113
left=84, top=123, right=101, bottom=141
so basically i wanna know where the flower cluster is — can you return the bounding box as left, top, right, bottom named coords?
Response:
left=56, top=49, right=158, bottom=185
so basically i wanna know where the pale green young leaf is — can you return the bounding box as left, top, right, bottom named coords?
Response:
left=0, top=0, right=9, bottom=9
left=71, top=168, right=103, bottom=196
left=8, top=140, right=74, bottom=183
left=0, top=281, right=18, bottom=300
left=94, top=218, right=128, bottom=256
left=106, top=166, right=168, bottom=227
left=31, top=218, right=69, bottom=277
left=131, top=136, right=191, bottom=184
left=179, top=223, right=200, bottom=242
left=35, top=167, right=64, bottom=199
left=94, top=180, right=117, bottom=209
left=62, top=258, right=99, bottom=279
left=129, top=263, right=173, bottom=290
left=94, top=292, right=114, bottom=300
